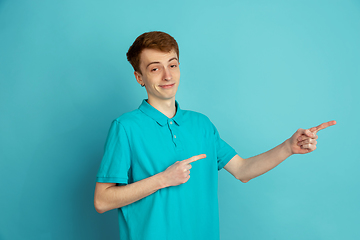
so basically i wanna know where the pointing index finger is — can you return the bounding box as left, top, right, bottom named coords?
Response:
left=183, top=154, right=207, bottom=164
left=309, top=120, right=337, bottom=133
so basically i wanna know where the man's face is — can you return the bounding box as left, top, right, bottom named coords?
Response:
left=135, top=48, right=180, bottom=104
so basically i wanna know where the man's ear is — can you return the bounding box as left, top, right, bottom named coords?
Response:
left=134, top=71, right=143, bottom=86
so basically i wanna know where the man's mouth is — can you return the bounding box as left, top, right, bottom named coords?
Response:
left=159, top=83, right=175, bottom=89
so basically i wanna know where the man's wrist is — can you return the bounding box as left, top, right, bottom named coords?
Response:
left=282, top=139, right=293, bottom=158
left=155, top=172, right=169, bottom=189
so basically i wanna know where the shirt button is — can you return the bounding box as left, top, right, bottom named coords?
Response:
left=170, top=121, right=173, bottom=125
left=174, top=135, right=177, bottom=138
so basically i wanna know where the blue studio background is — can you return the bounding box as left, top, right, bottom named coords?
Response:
left=1, top=1, right=359, bottom=239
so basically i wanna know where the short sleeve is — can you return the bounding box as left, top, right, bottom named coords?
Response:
left=96, top=120, right=131, bottom=184
left=212, top=123, right=237, bottom=170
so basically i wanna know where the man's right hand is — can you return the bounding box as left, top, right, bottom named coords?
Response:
left=95, top=154, right=207, bottom=213
left=160, top=154, right=207, bottom=187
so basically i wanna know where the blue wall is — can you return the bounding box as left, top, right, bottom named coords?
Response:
left=1, top=1, right=359, bottom=239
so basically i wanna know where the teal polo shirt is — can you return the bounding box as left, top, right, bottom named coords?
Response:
left=96, top=100, right=237, bottom=240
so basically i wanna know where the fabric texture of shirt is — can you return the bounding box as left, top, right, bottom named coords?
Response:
left=96, top=100, right=237, bottom=240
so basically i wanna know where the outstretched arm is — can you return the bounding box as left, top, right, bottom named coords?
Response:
left=224, top=121, right=336, bottom=183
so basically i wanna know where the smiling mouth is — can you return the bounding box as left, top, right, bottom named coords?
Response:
left=159, top=83, right=175, bottom=89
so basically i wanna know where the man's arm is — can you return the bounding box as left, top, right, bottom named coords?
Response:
left=224, top=121, right=336, bottom=183
left=94, top=154, right=206, bottom=213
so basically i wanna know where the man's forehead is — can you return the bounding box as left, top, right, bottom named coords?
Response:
left=140, top=48, right=178, bottom=65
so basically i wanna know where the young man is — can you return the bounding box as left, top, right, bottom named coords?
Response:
left=94, top=31, right=336, bottom=240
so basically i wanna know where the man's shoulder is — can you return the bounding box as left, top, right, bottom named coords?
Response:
left=181, top=109, right=212, bottom=125
left=113, top=109, right=143, bottom=126
left=182, top=109, right=207, bottom=118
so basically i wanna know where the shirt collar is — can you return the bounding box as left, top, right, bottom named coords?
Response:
left=139, top=99, right=183, bottom=126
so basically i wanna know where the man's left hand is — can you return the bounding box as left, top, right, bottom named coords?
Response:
left=288, top=120, right=337, bottom=154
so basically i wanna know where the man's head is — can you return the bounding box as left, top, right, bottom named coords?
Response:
left=126, top=31, right=181, bottom=105
left=126, top=31, right=179, bottom=74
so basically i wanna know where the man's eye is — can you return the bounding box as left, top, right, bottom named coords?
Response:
left=170, top=64, right=177, bottom=68
left=151, top=68, right=158, bottom=72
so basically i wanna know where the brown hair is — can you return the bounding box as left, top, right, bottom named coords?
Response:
left=126, top=31, right=179, bottom=74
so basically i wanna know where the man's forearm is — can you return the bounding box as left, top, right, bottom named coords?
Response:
left=94, top=173, right=166, bottom=213
left=236, top=140, right=293, bottom=182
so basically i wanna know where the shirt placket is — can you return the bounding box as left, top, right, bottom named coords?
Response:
left=167, top=119, right=182, bottom=151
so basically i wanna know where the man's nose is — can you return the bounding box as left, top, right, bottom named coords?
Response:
left=163, top=67, right=172, bottom=81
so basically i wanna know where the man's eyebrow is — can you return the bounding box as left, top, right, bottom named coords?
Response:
left=146, top=62, right=160, bottom=68
left=168, top=57, right=178, bottom=62
left=146, top=57, right=178, bottom=69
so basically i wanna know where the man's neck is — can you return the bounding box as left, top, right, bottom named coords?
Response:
left=147, top=97, right=176, bottom=118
